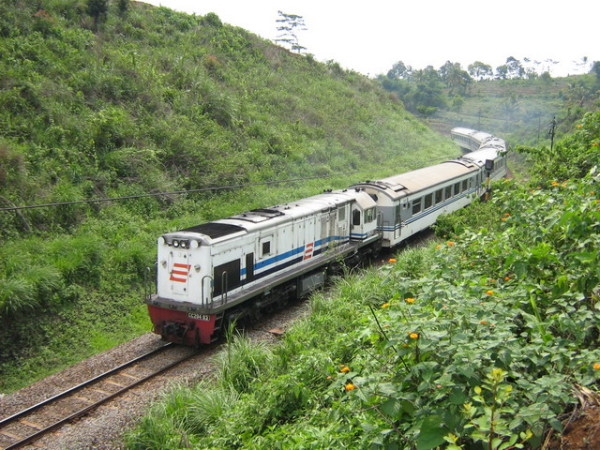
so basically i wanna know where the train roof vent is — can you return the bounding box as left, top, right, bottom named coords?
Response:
left=231, top=208, right=285, bottom=223
left=182, top=222, right=245, bottom=238
left=365, top=180, right=405, bottom=191
left=448, top=159, right=475, bottom=168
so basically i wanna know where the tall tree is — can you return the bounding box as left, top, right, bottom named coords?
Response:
left=439, top=61, right=472, bottom=96
left=505, top=56, right=525, bottom=79
left=117, top=0, right=130, bottom=17
left=87, top=0, right=108, bottom=29
left=591, top=61, right=600, bottom=84
left=387, top=61, right=413, bottom=80
left=468, top=61, right=493, bottom=80
left=275, top=11, right=307, bottom=53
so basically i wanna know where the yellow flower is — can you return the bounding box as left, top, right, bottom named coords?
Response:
left=479, top=320, right=489, bottom=325
left=409, top=332, right=419, bottom=340
left=405, top=297, right=415, bottom=304
left=593, top=363, right=600, bottom=371
left=388, top=258, right=397, bottom=263
left=340, top=365, right=350, bottom=373
left=381, top=302, right=390, bottom=309
left=447, top=241, right=455, bottom=247
left=345, top=382, right=356, bottom=391
left=485, top=290, right=494, bottom=296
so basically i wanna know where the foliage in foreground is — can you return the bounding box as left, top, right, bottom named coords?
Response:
left=126, top=116, right=600, bottom=448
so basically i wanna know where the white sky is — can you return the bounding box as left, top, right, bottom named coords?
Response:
left=141, top=1, right=598, bottom=77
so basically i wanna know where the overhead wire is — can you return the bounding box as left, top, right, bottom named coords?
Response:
left=0, top=175, right=330, bottom=212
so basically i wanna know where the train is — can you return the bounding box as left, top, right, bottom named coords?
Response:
left=145, top=127, right=508, bottom=346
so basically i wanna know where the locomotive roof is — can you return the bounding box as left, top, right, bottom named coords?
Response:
left=170, top=189, right=375, bottom=243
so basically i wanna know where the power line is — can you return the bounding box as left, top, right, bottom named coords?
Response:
left=0, top=175, right=330, bottom=212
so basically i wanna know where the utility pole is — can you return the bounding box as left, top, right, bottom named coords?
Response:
left=549, top=116, right=557, bottom=151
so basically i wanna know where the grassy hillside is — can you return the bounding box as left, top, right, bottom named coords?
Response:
left=0, top=1, right=458, bottom=392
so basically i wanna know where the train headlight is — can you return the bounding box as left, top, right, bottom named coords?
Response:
left=173, top=240, right=179, bottom=248
left=179, top=240, right=188, bottom=249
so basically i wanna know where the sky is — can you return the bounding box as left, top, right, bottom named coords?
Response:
left=141, top=0, right=598, bottom=77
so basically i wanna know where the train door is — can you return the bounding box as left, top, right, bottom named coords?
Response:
left=352, top=208, right=361, bottom=234
left=395, top=204, right=402, bottom=240
left=329, top=210, right=337, bottom=246
left=245, top=253, right=255, bottom=283
left=321, top=210, right=336, bottom=249
left=336, top=205, right=348, bottom=242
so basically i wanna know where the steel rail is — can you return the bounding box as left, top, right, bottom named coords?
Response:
left=0, top=342, right=198, bottom=450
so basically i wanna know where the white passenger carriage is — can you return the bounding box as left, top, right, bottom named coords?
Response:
left=451, top=127, right=498, bottom=153
left=352, top=159, right=482, bottom=248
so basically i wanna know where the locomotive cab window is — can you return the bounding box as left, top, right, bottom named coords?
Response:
left=338, top=207, right=346, bottom=221
left=260, top=236, right=273, bottom=258
left=262, top=241, right=270, bottom=255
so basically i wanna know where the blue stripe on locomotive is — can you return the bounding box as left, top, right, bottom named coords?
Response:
left=240, top=235, right=350, bottom=279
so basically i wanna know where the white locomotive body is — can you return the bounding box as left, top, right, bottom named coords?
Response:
left=147, top=189, right=379, bottom=344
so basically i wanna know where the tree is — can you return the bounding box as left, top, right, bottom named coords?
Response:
left=439, top=61, right=472, bottom=96
left=275, top=11, right=307, bottom=53
left=117, top=0, right=130, bottom=17
left=591, top=61, right=600, bottom=84
left=410, top=66, right=446, bottom=116
left=505, top=56, right=525, bottom=79
left=468, top=61, right=493, bottom=81
left=387, top=61, right=413, bottom=80
left=87, top=0, right=108, bottom=29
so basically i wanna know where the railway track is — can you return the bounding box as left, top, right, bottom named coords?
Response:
left=0, top=343, right=198, bottom=450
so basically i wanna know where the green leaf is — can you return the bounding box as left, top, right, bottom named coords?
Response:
left=416, top=416, right=447, bottom=450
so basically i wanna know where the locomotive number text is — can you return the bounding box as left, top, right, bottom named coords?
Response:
left=188, top=313, right=211, bottom=321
